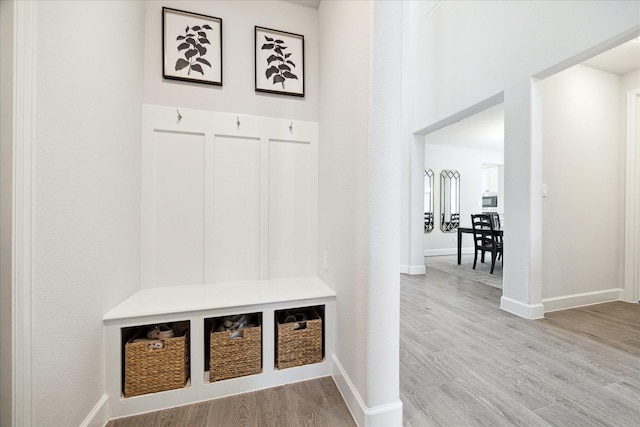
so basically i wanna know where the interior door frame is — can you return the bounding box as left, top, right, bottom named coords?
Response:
left=624, top=88, right=640, bottom=303
left=5, top=1, right=37, bottom=425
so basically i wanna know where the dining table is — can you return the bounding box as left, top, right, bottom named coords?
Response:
left=457, top=226, right=504, bottom=264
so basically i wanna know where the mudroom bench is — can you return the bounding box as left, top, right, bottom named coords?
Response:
left=103, top=276, right=336, bottom=420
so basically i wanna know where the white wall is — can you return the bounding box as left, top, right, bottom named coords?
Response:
left=0, top=2, right=15, bottom=425
left=143, top=0, right=318, bottom=122
left=32, top=2, right=144, bottom=426
left=621, top=69, right=640, bottom=95
left=424, top=144, right=503, bottom=256
left=318, top=0, right=402, bottom=424
left=318, top=0, right=370, bottom=411
left=404, top=0, right=640, bottom=318
left=541, top=65, right=622, bottom=306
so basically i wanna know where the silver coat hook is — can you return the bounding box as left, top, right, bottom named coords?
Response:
left=236, top=116, right=241, bottom=130
left=176, top=109, right=182, bottom=125
left=289, top=121, right=294, bottom=135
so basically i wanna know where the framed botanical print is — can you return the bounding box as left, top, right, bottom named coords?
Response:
left=255, top=26, right=305, bottom=97
left=163, top=7, right=222, bottom=86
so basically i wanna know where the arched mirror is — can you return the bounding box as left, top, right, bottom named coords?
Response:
left=424, top=169, right=434, bottom=233
left=440, top=170, right=460, bottom=232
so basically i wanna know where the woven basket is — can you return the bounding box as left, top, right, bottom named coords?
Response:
left=276, top=308, right=323, bottom=370
left=209, top=315, right=262, bottom=382
left=123, top=321, right=189, bottom=397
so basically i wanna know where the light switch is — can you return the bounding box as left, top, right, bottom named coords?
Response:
left=542, top=184, right=548, bottom=198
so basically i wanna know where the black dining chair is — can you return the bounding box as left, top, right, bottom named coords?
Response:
left=488, top=212, right=500, bottom=229
left=488, top=212, right=502, bottom=260
left=471, top=214, right=503, bottom=274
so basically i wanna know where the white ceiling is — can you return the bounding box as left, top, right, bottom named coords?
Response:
left=425, top=39, right=640, bottom=153
left=582, top=39, right=640, bottom=76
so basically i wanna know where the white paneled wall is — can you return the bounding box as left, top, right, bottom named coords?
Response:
left=153, top=131, right=206, bottom=287
left=211, top=135, right=261, bottom=283
left=269, top=140, right=315, bottom=278
left=142, top=105, right=318, bottom=288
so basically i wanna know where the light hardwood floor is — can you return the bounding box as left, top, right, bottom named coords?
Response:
left=106, top=376, right=356, bottom=427
left=107, top=267, right=639, bottom=426
left=401, top=268, right=640, bottom=426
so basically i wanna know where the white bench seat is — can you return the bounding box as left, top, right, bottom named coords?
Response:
left=104, top=276, right=335, bottom=323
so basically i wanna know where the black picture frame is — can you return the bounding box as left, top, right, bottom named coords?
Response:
left=163, top=7, right=223, bottom=86
left=255, top=26, right=305, bottom=97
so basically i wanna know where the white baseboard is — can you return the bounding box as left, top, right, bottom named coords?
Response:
left=332, top=355, right=403, bottom=427
left=542, top=288, right=623, bottom=313
left=79, top=394, right=109, bottom=427
left=424, top=248, right=473, bottom=257
left=399, top=264, right=425, bottom=275
left=500, top=296, right=544, bottom=319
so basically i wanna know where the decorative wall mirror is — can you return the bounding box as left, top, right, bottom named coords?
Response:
left=424, top=169, right=434, bottom=233
left=440, top=170, right=460, bottom=232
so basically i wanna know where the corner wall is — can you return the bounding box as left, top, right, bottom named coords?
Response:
left=318, top=1, right=402, bottom=425
left=31, top=2, right=144, bottom=425
left=541, top=64, right=623, bottom=310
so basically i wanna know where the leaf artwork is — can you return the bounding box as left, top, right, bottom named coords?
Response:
left=261, top=35, right=298, bottom=89
left=175, top=23, right=214, bottom=76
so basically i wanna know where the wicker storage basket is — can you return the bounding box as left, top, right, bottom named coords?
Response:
left=123, top=321, right=189, bottom=397
left=276, top=308, right=323, bottom=370
left=209, top=314, right=262, bottom=382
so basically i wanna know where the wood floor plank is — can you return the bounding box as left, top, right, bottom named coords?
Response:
left=533, top=402, right=609, bottom=427
left=605, top=379, right=640, bottom=405
left=514, top=362, right=640, bottom=426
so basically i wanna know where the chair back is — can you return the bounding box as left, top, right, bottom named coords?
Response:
left=488, top=212, right=501, bottom=229
left=471, top=214, right=497, bottom=249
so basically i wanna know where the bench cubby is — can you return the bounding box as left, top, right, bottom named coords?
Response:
left=206, top=312, right=262, bottom=382
left=104, top=277, right=335, bottom=419
left=275, top=306, right=324, bottom=370
left=122, top=321, right=190, bottom=397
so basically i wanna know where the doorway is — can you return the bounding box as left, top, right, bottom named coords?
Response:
left=422, top=99, right=505, bottom=290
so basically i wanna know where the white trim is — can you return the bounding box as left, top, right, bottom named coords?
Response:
left=542, top=288, right=623, bottom=313
left=332, top=355, right=403, bottom=427
left=623, top=89, right=640, bottom=303
left=399, top=264, right=425, bottom=275
left=424, top=247, right=473, bottom=257
left=79, top=394, right=109, bottom=427
left=500, top=296, right=544, bottom=319
left=12, top=1, right=36, bottom=425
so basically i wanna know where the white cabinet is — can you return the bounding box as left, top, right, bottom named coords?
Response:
left=482, top=166, right=499, bottom=193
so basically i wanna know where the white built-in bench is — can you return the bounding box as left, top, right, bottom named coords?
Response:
left=103, top=277, right=336, bottom=420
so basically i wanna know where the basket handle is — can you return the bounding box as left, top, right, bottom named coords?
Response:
left=293, top=321, right=307, bottom=330
left=146, top=340, right=165, bottom=350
